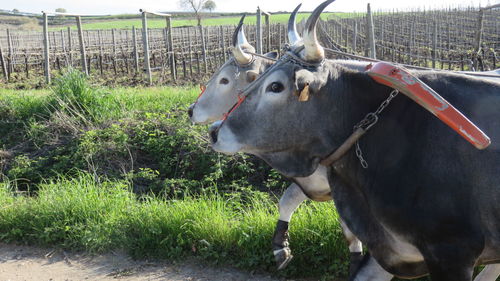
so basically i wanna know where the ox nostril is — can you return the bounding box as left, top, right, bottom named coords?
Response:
left=209, top=121, right=222, bottom=144
left=210, top=129, right=218, bottom=144
left=187, top=104, right=194, bottom=118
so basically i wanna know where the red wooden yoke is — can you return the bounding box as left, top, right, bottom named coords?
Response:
left=366, top=62, right=491, bottom=150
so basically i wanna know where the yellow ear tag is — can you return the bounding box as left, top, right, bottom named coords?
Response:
left=298, top=84, right=310, bottom=102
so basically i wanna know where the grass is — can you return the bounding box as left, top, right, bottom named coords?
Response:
left=49, top=12, right=355, bottom=30
left=0, top=73, right=197, bottom=121
left=0, top=174, right=349, bottom=279
left=0, top=69, right=493, bottom=281
left=0, top=68, right=351, bottom=279
left=0, top=67, right=291, bottom=200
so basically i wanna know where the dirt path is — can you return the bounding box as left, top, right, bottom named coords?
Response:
left=0, top=243, right=280, bottom=281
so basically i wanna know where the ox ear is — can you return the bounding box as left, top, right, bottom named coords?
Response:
left=246, top=70, right=259, bottom=83
left=294, top=69, right=328, bottom=102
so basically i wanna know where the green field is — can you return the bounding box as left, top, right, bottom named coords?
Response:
left=50, top=12, right=358, bottom=30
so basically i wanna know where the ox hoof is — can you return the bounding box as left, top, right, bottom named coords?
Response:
left=274, top=247, right=293, bottom=270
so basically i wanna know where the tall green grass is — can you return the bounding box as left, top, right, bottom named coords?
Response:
left=48, top=68, right=199, bottom=123
left=0, top=174, right=349, bottom=278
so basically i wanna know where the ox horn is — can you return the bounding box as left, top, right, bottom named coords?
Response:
left=232, top=14, right=254, bottom=65
left=302, top=0, right=335, bottom=62
left=288, top=3, right=302, bottom=46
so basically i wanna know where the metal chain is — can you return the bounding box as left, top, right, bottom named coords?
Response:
left=355, top=141, right=369, bottom=169
left=354, top=89, right=399, bottom=168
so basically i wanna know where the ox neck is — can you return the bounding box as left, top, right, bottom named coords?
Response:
left=320, top=65, right=398, bottom=169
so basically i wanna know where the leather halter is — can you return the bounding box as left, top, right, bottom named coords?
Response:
left=214, top=47, right=323, bottom=128
left=193, top=56, right=255, bottom=105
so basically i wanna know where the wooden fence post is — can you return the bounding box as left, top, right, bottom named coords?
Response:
left=187, top=27, right=193, bottom=77
left=432, top=21, right=437, bottom=68
left=278, top=24, right=282, bottom=49
left=43, top=13, right=51, bottom=84
left=76, top=16, right=88, bottom=75
left=256, top=7, right=262, bottom=54
left=353, top=21, right=357, bottom=53
left=112, top=28, right=117, bottom=74
left=24, top=49, right=29, bottom=78
left=473, top=8, right=484, bottom=70
left=199, top=25, right=208, bottom=73
left=67, top=27, right=73, bottom=66
left=141, top=11, right=152, bottom=85
left=6, top=29, right=14, bottom=77
left=365, top=3, right=376, bottom=59
left=98, top=30, right=104, bottom=74
left=123, top=30, right=130, bottom=74
left=392, top=18, right=396, bottom=62
left=60, top=29, right=67, bottom=66
left=408, top=23, right=414, bottom=65
left=132, top=26, right=139, bottom=73
left=220, top=25, right=226, bottom=61
left=265, top=14, right=271, bottom=53
left=167, top=16, right=176, bottom=80
left=206, top=27, right=212, bottom=70
left=0, top=40, right=7, bottom=80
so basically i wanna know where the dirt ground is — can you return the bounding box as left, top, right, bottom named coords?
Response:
left=0, top=243, right=281, bottom=281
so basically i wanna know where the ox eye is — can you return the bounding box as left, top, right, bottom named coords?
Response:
left=220, top=78, right=229, bottom=85
left=267, top=82, right=284, bottom=93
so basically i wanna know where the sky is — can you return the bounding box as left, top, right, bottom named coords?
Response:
left=0, top=0, right=498, bottom=15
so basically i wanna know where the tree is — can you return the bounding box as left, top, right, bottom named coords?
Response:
left=55, top=8, right=67, bottom=13
left=12, top=9, right=19, bottom=13
left=178, top=0, right=215, bottom=26
left=203, top=0, right=216, bottom=13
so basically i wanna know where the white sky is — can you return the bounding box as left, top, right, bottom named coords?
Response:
left=1, top=0, right=498, bottom=15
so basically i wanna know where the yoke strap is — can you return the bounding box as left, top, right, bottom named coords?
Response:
left=367, top=62, right=491, bottom=150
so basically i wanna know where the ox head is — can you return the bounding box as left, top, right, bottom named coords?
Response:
left=209, top=0, right=343, bottom=177
left=188, top=14, right=284, bottom=124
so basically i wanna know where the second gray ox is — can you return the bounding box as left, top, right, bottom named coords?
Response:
left=209, top=0, right=500, bottom=280
left=189, top=8, right=373, bottom=271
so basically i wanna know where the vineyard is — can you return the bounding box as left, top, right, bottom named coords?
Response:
left=0, top=5, right=498, bottom=86
left=322, top=6, right=499, bottom=71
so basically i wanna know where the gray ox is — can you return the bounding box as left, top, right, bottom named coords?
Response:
left=188, top=7, right=371, bottom=271
left=208, top=1, right=500, bottom=280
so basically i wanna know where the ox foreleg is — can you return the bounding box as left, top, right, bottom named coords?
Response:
left=474, top=264, right=500, bottom=281
left=273, top=183, right=308, bottom=270
left=339, top=219, right=365, bottom=278
left=422, top=242, right=479, bottom=281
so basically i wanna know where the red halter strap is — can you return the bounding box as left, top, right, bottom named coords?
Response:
left=196, top=84, right=207, bottom=101
left=222, top=93, right=247, bottom=122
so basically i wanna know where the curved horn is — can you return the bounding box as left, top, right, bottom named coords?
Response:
left=233, top=44, right=253, bottom=64
left=302, top=0, right=335, bottom=62
left=232, top=14, right=247, bottom=47
left=288, top=3, right=302, bottom=46
left=231, top=14, right=253, bottom=64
